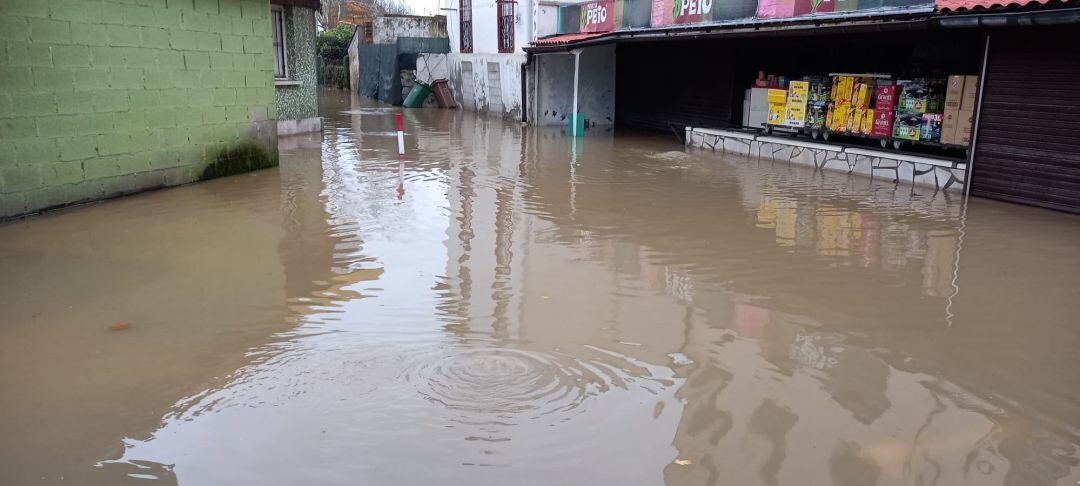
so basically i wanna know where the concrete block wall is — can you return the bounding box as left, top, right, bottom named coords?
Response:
left=0, top=0, right=279, bottom=220
left=532, top=45, right=616, bottom=127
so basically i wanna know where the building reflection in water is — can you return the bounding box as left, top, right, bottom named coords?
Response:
left=67, top=96, right=1080, bottom=485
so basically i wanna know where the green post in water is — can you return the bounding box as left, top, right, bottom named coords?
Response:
left=568, top=113, right=586, bottom=137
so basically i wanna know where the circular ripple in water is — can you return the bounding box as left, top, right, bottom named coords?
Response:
left=407, top=348, right=615, bottom=420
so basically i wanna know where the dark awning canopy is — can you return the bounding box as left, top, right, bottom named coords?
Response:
left=271, top=0, right=322, bottom=10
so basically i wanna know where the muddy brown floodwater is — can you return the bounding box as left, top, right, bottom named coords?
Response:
left=2, top=92, right=1080, bottom=486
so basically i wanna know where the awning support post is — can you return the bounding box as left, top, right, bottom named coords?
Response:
left=571, top=48, right=582, bottom=137
left=964, top=34, right=991, bottom=197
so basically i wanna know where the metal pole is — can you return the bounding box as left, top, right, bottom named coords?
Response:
left=964, top=34, right=991, bottom=197
left=572, top=48, right=581, bottom=137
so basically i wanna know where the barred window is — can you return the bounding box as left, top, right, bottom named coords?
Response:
left=272, top=7, right=287, bottom=78
left=497, top=0, right=514, bottom=53
left=459, top=0, right=473, bottom=53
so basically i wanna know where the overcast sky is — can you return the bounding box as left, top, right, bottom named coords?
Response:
left=405, top=0, right=442, bottom=16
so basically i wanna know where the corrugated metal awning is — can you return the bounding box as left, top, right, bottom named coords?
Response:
left=530, top=32, right=611, bottom=46
left=937, top=0, right=1071, bottom=11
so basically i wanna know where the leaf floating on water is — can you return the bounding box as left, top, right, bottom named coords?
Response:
left=108, top=322, right=131, bottom=331
left=674, top=459, right=692, bottom=466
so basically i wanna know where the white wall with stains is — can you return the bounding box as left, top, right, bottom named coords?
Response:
left=441, top=0, right=534, bottom=119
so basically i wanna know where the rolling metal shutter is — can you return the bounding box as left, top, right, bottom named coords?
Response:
left=971, top=27, right=1080, bottom=213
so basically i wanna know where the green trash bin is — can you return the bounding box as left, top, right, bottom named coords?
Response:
left=403, top=81, right=431, bottom=108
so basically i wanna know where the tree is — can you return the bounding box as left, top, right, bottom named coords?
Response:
left=317, top=24, right=353, bottom=64
left=317, top=0, right=413, bottom=30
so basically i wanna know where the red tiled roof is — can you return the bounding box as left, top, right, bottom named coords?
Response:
left=531, top=32, right=611, bottom=46
left=937, top=0, right=1070, bottom=11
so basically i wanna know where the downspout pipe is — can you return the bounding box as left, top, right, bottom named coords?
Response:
left=521, top=60, right=529, bottom=123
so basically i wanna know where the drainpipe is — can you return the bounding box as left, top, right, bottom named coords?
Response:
left=963, top=34, right=991, bottom=197
left=571, top=48, right=581, bottom=136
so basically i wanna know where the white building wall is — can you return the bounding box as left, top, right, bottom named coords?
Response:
left=444, top=0, right=534, bottom=119
left=535, top=2, right=560, bottom=38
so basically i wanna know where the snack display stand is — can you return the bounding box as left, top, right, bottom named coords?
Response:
left=750, top=72, right=978, bottom=153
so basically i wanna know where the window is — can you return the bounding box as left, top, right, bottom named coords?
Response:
left=271, top=7, right=287, bottom=78
left=496, top=0, right=514, bottom=53
left=459, top=0, right=473, bottom=53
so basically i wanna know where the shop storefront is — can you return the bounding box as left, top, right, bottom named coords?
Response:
left=615, top=28, right=984, bottom=159
left=967, top=25, right=1080, bottom=213
left=528, top=0, right=1079, bottom=209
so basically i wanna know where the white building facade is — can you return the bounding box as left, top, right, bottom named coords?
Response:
left=441, top=0, right=536, bottom=119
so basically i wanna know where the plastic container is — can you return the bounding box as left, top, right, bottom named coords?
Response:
left=403, top=81, right=431, bottom=108
left=430, top=79, right=457, bottom=108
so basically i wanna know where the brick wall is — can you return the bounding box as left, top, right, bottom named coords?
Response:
left=0, top=0, right=279, bottom=219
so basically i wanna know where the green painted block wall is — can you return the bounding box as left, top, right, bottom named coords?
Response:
left=274, top=6, right=317, bottom=122
left=0, top=0, right=279, bottom=219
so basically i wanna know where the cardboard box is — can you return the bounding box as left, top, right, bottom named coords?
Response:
left=861, top=108, right=874, bottom=135
left=961, top=75, right=979, bottom=112
left=944, top=75, right=965, bottom=111
left=955, top=105, right=975, bottom=145
left=871, top=110, right=894, bottom=138
left=941, top=107, right=960, bottom=144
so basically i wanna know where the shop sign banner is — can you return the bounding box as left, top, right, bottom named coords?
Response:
left=580, top=0, right=615, bottom=32
left=651, top=0, right=757, bottom=26
left=651, top=0, right=713, bottom=26
left=757, top=0, right=930, bottom=19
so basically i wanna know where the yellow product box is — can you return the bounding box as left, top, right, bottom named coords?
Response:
left=767, top=89, right=788, bottom=104
left=788, top=81, right=809, bottom=104
left=786, top=106, right=807, bottom=127
left=830, top=102, right=851, bottom=132
left=768, top=103, right=786, bottom=125
left=833, top=76, right=854, bottom=105
left=852, top=83, right=872, bottom=109
left=852, top=108, right=866, bottom=133
left=861, top=108, right=874, bottom=135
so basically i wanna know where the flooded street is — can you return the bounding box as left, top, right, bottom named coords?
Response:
left=3, top=92, right=1080, bottom=485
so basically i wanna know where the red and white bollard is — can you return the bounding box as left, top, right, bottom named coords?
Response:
left=395, top=113, right=405, bottom=159
left=395, top=112, right=405, bottom=199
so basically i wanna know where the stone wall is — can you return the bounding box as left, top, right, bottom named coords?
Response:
left=372, top=15, right=447, bottom=45
left=0, top=0, right=279, bottom=219
left=273, top=4, right=317, bottom=131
